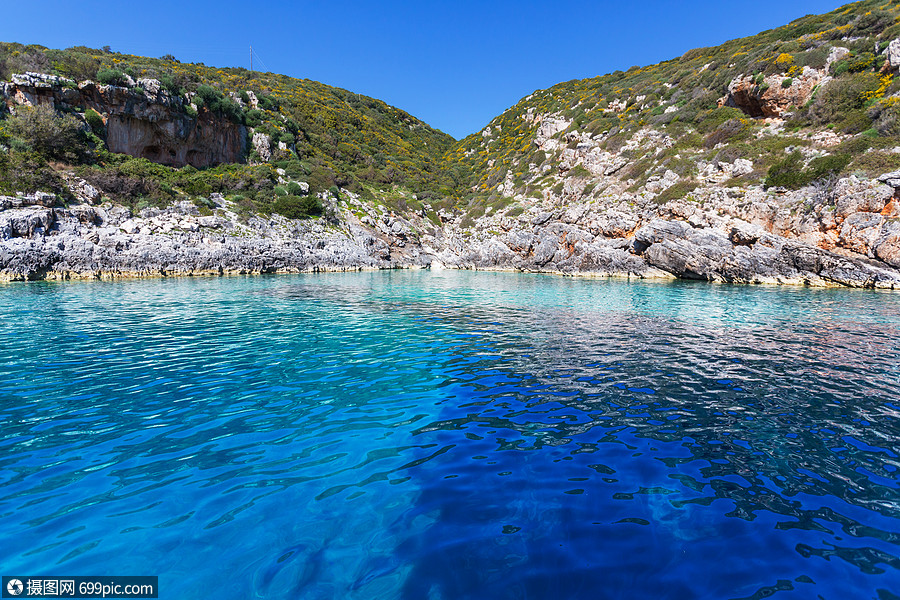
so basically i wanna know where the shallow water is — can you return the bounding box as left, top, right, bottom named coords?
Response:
left=1, top=271, right=899, bottom=599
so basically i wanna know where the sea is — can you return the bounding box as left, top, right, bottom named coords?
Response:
left=1, top=271, right=899, bottom=599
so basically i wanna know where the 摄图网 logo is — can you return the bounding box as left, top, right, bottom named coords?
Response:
left=6, top=579, right=24, bottom=596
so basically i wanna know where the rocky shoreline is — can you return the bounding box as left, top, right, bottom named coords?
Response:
left=0, top=192, right=413, bottom=282
left=5, top=170, right=900, bottom=288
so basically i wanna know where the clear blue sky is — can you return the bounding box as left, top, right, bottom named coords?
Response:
left=3, top=0, right=845, bottom=139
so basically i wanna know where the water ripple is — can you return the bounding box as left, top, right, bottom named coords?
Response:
left=1, top=273, right=899, bottom=598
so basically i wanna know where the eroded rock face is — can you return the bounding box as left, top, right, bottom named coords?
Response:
left=1, top=76, right=248, bottom=168
left=724, top=68, right=825, bottom=118
left=103, top=110, right=247, bottom=168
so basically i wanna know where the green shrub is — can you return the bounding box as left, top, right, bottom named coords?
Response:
left=0, top=149, right=68, bottom=196
left=286, top=181, right=306, bottom=195
left=84, top=108, right=104, bottom=134
left=852, top=10, right=893, bottom=36
left=96, top=68, right=127, bottom=86
left=195, top=84, right=243, bottom=123
left=851, top=151, right=900, bottom=176
left=764, top=152, right=850, bottom=189
left=806, top=72, right=881, bottom=127
left=764, top=152, right=807, bottom=189
left=839, top=110, right=873, bottom=134
left=4, top=104, right=88, bottom=162
left=830, top=60, right=850, bottom=77
left=797, top=45, right=830, bottom=70
left=257, top=94, right=278, bottom=111
left=806, top=154, right=850, bottom=180
left=696, top=106, right=746, bottom=133
left=158, top=73, right=182, bottom=95
left=868, top=101, right=900, bottom=137
left=46, top=49, right=99, bottom=82
left=567, top=164, right=590, bottom=178
left=848, top=52, right=877, bottom=73
left=704, top=119, right=747, bottom=148
left=272, top=195, right=322, bottom=219
left=781, top=78, right=793, bottom=88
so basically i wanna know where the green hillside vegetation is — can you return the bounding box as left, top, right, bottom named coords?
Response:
left=449, top=0, right=900, bottom=214
left=0, top=42, right=456, bottom=216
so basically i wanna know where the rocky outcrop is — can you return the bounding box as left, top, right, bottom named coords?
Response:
left=252, top=132, right=273, bottom=163
left=633, top=219, right=900, bottom=287
left=886, top=39, right=900, bottom=70
left=1, top=73, right=247, bottom=168
left=5, top=170, right=900, bottom=287
left=724, top=67, right=826, bottom=118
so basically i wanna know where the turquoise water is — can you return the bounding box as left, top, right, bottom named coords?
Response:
left=1, top=271, right=900, bottom=599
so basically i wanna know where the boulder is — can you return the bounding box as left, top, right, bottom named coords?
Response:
left=633, top=218, right=900, bottom=287
left=252, top=132, right=272, bottom=162
left=0, top=208, right=56, bottom=239
left=66, top=177, right=101, bottom=204
left=887, top=39, right=900, bottom=69
left=875, top=221, right=900, bottom=267
left=732, top=159, right=754, bottom=178
left=826, top=47, right=851, bottom=73
left=877, top=170, right=900, bottom=188
left=839, top=212, right=884, bottom=255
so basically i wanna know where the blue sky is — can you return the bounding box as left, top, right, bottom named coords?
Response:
left=3, top=0, right=845, bottom=139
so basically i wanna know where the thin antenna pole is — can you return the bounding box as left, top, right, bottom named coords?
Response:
left=250, top=44, right=253, bottom=72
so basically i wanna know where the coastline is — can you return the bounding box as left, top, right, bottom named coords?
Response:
left=2, top=259, right=895, bottom=290
left=5, top=173, right=900, bottom=290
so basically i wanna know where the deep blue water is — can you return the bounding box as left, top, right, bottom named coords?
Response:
left=1, top=271, right=900, bottom=599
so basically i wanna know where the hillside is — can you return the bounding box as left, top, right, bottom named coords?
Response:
left=0, top=42, right=455, bottom=216
left=449, top=0, right=900, bottom=213
left=420, top=0, right=900, bottom=287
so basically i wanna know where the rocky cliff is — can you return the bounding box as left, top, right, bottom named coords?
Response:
left=423, top=162, right=900, bottom=288
left=1, top=72, right=247, bottom=167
